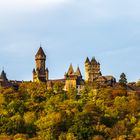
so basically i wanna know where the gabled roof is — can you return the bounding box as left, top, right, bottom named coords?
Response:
left=67, top=64, right=74, bottom=75
left=76, top=66, right=82, bottom=77
left=35, top=47, right=46, bottom=58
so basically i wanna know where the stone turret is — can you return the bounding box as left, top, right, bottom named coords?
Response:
left=0, top=70, right=9, bottom=87
left=85, top=57, right=90, bottom=64
left=85, top=57, right=90, bottom=81
left=33, top=46, right=49, bottom=82
left=64, top=64, right=84, bottom=91
left=46, top=68, right=49, bottom=80
left=0, top=70, right=8, bottom=82
left=85, top=57, right=102, bottom=82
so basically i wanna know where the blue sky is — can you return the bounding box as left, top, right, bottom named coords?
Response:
left=0, top=0, right=140, bottom=82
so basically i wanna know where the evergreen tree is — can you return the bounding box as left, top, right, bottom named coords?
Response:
left=119, top=73, right=127, bottom=85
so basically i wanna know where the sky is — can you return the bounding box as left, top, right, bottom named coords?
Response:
left=0, top=0, right=140, bottom=82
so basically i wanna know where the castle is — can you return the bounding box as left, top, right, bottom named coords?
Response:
left=33, top=47, right=49, bottom=82
left=0, top=46, right=116, bottom=90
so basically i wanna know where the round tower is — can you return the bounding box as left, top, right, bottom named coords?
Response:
left=33, top=46, right=49, bottom=82
left=35, top=47, right=46, bottom=74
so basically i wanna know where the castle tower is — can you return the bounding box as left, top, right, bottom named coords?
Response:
left=0, top=70, right=9, bottom=87
left=85, top=57, right=101, bottom=82
left=33, top=47, right=49, bottom=82
left=85, top=57, right=90, bottom=81
left=0, top=70, right=8, bottom=82
left=64, top=64, right=84, bottom=91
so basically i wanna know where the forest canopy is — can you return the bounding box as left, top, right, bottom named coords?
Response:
left=0, top=82, right=140, bottom=140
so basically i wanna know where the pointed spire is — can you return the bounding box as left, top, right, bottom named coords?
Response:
left=46, top=68, right=49, bottom=72
left=35, top=46, right=46, bottom=58
left=33, top=68, right=36, bottom=73
left=40, top=42, right=42, bottom=47
left=85, top=57, right=90, bottom=63
left=67, top=64, right=74, bottom=75
left=91, top=56, right=95, bottom=61
left=76, top=66, right=82, bottom=77
left=0, top=70, right=8, bottom=81
left=64, top=72, right=68, bottom=78
left=64, top=72, right=67, bottom=76
left=91, top=56, right=97, bottom=64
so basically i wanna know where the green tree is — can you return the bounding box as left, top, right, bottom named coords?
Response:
left=119, top=73, right=127, bottom=86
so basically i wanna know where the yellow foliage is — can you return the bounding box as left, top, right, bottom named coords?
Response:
left=24, top=112, right=36, bottom=124
left=0, top=94, right=4, bottom=105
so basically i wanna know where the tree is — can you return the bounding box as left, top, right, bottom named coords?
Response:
left=1, top=80, right=140, bottom=139
left=119, top=73, right=127, bottom=86
left=136, top=80, right=140, bottom=87
left=59, top=133, right=76, bottom=140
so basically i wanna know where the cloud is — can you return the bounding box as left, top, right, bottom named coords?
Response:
left=0, top=0, right=69, bottom=12
left=0, top=0, right=67, bottom=7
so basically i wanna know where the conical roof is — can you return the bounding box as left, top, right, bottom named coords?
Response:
left=91, top=57, right=97, bottom=64
left=33, top=68, right=36, bottom=73
left=85, top=57, right=90, bottom=63
left=76, top=66, right=82, bottom=77
left=0, top=70, right=8, bottom=81
left=67, top=64, right=74, bottom=75
left=35, top=47, right=46, bottom=58
left=46, top=68, right=49, bottom=72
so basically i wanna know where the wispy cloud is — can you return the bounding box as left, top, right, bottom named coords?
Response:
left=0, top=0, right=69, bottom=10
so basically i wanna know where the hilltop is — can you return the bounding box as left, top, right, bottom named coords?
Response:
left=0, top=81, right=140, bottom=139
